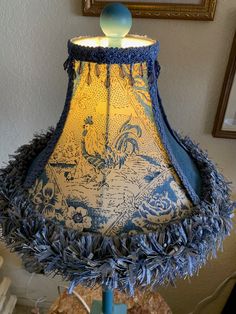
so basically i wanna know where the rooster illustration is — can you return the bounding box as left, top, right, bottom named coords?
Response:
left=81, top=116, right=142, bottom=188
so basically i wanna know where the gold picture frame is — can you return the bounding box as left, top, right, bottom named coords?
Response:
left=83, top=0, right=217, bottom=21
left=212, top=31, right=236, bottom=139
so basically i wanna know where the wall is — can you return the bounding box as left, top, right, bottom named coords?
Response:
left=0, top=0, right=235, bottom=313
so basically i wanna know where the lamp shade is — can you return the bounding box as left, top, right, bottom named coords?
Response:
left=0, top=35, right=234, bottom=292
left=25, top=36, right=202, bottom=236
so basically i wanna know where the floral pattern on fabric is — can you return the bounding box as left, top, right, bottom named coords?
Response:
left=29, top=179, right=63, bottom=216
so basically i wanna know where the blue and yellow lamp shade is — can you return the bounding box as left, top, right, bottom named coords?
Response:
left=0, top=35, right=234, bottom=291
left=25, top=36, right=200, bottom=236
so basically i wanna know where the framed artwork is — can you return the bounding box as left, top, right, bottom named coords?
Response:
left=83, top=0, right=217, bottom=20
left=213, top=32, right=236, bottom=139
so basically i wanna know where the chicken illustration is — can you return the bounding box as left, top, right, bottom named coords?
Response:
left=81, top=116, right=142, bottom=188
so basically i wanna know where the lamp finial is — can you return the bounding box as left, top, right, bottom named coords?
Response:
left=100, top=3, right=132, bottom=46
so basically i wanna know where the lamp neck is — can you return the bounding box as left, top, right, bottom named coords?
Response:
left=102, top=288, right=114, bottom=314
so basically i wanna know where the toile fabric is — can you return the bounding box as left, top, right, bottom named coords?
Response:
left=24, top=37, right=202, bottom=235
left=0, top=36, right=234, bottom=292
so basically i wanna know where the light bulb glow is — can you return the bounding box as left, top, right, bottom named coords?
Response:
left=71, top=36, right=155, bottom=49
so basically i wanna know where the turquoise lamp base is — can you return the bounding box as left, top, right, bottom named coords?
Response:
left=91, top=289, right=127, bottom=314
left=91, top=301, right=127, bottom=314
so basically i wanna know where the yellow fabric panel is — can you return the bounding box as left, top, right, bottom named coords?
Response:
left=29, top=61, right=192, bottom=235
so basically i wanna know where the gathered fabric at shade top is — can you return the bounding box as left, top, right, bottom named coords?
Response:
left=0, top=35, right=234, bottom=292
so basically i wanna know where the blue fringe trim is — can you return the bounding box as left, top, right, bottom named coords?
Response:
left=0, top=130, right=234, bottom=293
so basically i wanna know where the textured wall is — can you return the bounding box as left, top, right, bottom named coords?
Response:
left=0, top=0, right=235, bottom=312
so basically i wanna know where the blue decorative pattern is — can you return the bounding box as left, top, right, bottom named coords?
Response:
left=0, top=129, right=234, bottom=292
left=24, top=58, right=196, bottom=235
left=24, top=38, right=201, bottom=207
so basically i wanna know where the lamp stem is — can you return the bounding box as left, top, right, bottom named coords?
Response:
left=102, top=288, right=113, bottom=314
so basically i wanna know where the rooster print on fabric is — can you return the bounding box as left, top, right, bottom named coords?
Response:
left=28, top=62, right=192, bottom=236
left=81, top=115, right=142, bottom=189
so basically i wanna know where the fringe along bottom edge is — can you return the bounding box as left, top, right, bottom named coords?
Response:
left=0, top=129, right=234, bottom=294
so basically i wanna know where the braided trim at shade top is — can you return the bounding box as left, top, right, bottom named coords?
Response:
left=68, top=35, right=159, bottom=64
left=0, top=129, right=234, bottom=293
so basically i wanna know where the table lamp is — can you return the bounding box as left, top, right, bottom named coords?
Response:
left=0, top=3, right=234, bottom=314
